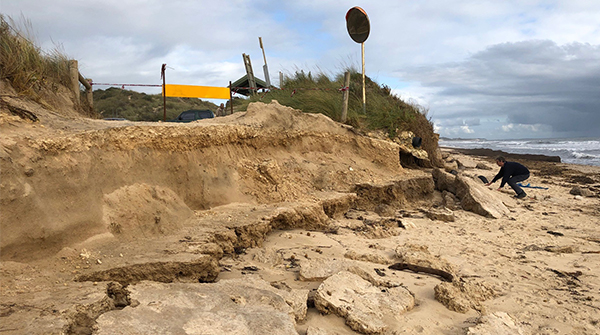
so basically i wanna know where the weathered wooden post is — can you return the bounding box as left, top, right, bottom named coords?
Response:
left=341, top=71, right=350, bottom=123
left=259, top=37, right=271, bottom=87
left=78, top=73, right=93, bottom=110
left=279, top=72, right=284, bottom=88
left=242, top=53, right=257, bottom=96
left=69, top=60, right=80, bottom=103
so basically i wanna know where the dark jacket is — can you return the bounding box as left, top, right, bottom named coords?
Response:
left=491, top=161, right=530, bottom=188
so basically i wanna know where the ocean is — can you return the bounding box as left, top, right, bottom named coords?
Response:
left=439, top=137, right=600, bottom=167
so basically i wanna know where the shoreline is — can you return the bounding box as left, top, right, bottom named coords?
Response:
left=440, top=146, right=562, bottom=163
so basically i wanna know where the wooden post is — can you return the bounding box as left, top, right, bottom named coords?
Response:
left=229, top=81, right=234, bottom=115
left=279, top=72, right=284, bottom=88
left=69, top=60, right=80, bottom=103
left=242, top=53, right=257, bottom=95
left=341, top=71, right=350, bottom=123
left=259, top=37, right=271, bottom=87
left=78, top=73, right=93, bottom=110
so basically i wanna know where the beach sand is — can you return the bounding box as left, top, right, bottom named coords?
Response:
left=1, top=99, right=599, bottom=334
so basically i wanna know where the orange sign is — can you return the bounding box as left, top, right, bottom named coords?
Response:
left=164, top=84, right=230, bottom=99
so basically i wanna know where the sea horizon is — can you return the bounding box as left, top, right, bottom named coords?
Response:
left=439, top=136, right=600, bottom=167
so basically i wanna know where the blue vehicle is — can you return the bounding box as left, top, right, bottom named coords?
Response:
left=168, top=109, right=215, bottom=122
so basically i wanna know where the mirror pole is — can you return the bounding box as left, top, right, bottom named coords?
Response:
left=362, top=42, right=366, bottom=113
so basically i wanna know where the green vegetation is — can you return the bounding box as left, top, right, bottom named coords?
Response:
left=1, top=14, right=439, bottom=164
left=93, top=88, right=217, bottom=121
left=0, top=15, right=71, bottom=101
left=238, top=69, right=438, bottom=161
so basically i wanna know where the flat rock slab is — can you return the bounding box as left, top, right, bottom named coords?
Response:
left=299, top=258, right=351, bottom=281
left=95, top=277, right=301, bottom=335
left=314, top=271, right=414, bottom=335
left=456, top=175, right=510, bottom=218
left=394, top=244, right=456, bottom=281
left=75, top=254, right=219, bottom=284
left=467, top=312, right=525, bottom=335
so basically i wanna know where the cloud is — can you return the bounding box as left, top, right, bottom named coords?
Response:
left=3, top=1, right=600, bottom=139
left=501, top=123, right=551, bottom=133
left=401, top=40, right=600, bottom=138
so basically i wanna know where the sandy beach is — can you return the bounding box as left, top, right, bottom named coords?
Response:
left=1, top=101, right=600, bottom=334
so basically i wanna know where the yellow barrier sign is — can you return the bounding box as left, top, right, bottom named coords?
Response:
left=164, top=84, right=230, bottom=99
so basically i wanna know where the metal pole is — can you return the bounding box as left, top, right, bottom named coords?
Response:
left=229, top=81, right=234, bottom=115
left=361, top=42, right=366, bottom=113
left=161, top=64, right=166, bottom=122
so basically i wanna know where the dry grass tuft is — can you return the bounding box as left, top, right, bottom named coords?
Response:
left=0, top=15, right=71, bottom=99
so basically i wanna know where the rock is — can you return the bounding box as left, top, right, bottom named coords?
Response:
left=269, top=203, right=331, bottom=230
left=455, top=176, right=510, bottom=219
left=442, top=191, right=459, bottom=210
left=319, top=192, right=358, bottom=219
left=570, top=186, right=594, bottom=197
left=431, top=190, right=445, bottom=207
left=347, top=265, right=404, bottom=288
left=544, top=245, right=577, bottom=253
left=467, top=312, right=525, bottom=335
left=395, top=132, right=428, bottom=156
left=344, top=250, right=394, bottom=265
left=432, top=168, right=457, bottom=194
left=434, top=279, right=497, bottom=313
left=95, top=278, right=301, bottom=335
left=75, top=254, right=219, bottom=284
left=299, top=258, right=350, bottom=281
left=374, top=203, right=395, bottom=217
left=314, top=271, right=414, bottom=335
left=444, top=160, right=459, bottom=172
left=306, top=326, right=344, bottom=335
left=434, top=282, right=472, bottom=313
left=424, top=207, right=455, bottom=222
left=476, top=162, right=493, bottom=170
left=433, top=168, right=510, bottom=218
left=394, top=244, right=456, bottom=280
left=455, top=156, right=478, bottom=169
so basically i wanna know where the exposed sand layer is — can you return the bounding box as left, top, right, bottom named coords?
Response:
left=1, top=96, right=600, bottom=334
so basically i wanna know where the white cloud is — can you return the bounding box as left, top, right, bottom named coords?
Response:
left=501, top=123, right=550, bottom=133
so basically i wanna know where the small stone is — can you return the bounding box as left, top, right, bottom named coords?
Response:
left=570, top=186, right=594, bottom=197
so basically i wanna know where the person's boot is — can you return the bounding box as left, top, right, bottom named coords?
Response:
left=515, top=192, right=527, bottom=199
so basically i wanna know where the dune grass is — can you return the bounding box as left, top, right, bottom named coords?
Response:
left=238, top=69, right=435, bottom=141
left=0, top=15, right=71, bottom=98
left=235, top=69, right=441, bottom=165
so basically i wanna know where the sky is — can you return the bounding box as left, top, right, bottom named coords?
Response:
left=2, top=0, right=600, bottom=140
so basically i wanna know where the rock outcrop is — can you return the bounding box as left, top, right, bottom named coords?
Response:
left=432, top=168, right=510, bottom=218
